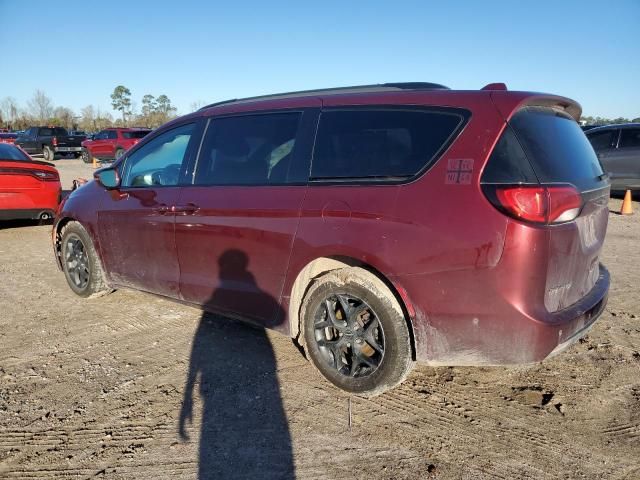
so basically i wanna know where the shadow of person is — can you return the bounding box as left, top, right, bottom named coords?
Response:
left=179, top=249, right=295, bottom=480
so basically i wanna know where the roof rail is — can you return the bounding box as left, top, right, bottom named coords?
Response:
left=198, top=82, right=450, bottom=111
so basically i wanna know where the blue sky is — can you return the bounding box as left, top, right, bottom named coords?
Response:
left=1, top=0, right=638, bottom=119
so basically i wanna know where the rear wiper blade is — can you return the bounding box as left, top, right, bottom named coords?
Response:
left=597, top=173, right=609, bottom=181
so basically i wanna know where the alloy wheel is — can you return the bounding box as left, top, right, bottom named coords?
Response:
left=312, top=293, right=385, bottom=378
left=64, top=235, right=90, bottom=290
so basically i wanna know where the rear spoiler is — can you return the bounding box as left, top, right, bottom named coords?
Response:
left=490, top=91, right=582, bottom=122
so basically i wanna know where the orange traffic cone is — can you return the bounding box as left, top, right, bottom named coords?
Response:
left=92, top=155, right=98, bottom=169
left=620, top=189, right=633, bottom=215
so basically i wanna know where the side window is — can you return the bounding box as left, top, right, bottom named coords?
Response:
left=195, top=112, right=302, bottom=185
left=619, top=129, right=640, bottom=149
left=122, top=123, right=195, bottom=187
left=95, top=131, right=107, bottom=140
left=107, top=130, right=118, bottom=140
left=587, top=130, right=615, bottom=151
left=312, top=109, right=465, bottom=180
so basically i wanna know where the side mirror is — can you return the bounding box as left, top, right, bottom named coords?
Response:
left=94, top=168, right=121, bottom=189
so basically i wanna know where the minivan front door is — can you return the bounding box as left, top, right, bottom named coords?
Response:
left=175, top=108, right=318, bottom=329
left=97, top=122, right=199, bottom=298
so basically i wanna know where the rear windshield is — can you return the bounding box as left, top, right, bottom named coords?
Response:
left=0, top=144, right=29, bottom=160
left=39, top=127, right=68, bottom=136
left=123, top=130, right=150, bottom=139
left=510, top=107, right=605, bottom=190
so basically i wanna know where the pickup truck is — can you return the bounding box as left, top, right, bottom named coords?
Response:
left=80, top=127, right=151, bottom=163
left=15, top=127, right=85, bottom=161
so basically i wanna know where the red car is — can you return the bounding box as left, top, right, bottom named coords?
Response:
left=53, top=82, right=610, bottom=395
left=81, top=128, right=151, bottom=163
left=0, top=132, right=18, bottom=144
left=0, top=143, right=61, bottom=221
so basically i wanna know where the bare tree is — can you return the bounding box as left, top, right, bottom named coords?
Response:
left=1, top=96, right=19, bottom=126
left=189, top=100, right=207, bottom=112
left=79, top=105, right=96, bottom=131
left=53, top=106, right=75, bottom=129
left=28, top=90, right=54, bottom=122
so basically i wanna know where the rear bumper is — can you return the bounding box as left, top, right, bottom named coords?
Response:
left=0, top=208, right=56, bottom=220
left=398, top=265, right=610, bottom=366
left=54, top=146, right=82, bottom=152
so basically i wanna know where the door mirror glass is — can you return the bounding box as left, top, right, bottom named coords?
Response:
left=95, top=168, right=120, bottom=189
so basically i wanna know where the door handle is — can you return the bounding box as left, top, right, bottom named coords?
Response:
left=171, top=203, right=199, bottom=215
left=153, top=204, right=170, bottom=215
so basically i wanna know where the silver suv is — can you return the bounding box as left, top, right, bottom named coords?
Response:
left=586, top=123, right=640, bottom=190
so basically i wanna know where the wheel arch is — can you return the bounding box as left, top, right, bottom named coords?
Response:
left=53, top=216, right=75, bottom=270
left=54, top=216, right=108, bottom=281
left=287, top=255, right=417, bottom=361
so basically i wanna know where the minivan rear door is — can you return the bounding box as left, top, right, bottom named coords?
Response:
left=175, top=107, right=319, bottom=328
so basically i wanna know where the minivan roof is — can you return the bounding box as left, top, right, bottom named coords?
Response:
left=198, top=82, right=450, bottom=111
left=585, top=123, right=640, bottom=133
left=175, top=83, right=580, bottom=126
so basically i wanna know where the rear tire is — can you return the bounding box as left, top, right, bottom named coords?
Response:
left=300, top=267, right=413, bottom=397
left=80, top=148, right=92, bottom=164
left=43, top=146, right=54, bottom=162
left=60, top=221, right=112, bottom=298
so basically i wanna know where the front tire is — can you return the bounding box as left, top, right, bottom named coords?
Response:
left=60, top=221, right=112, bottom=298
left=43, top=146, right=55, bottom=162
left=301, top=267, right=413, bottom=397
left=115, top=148, right=125, bottom=160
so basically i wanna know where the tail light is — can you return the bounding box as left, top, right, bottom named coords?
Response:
left=483, top=184, right=583, bottom=224
left=52, top=137, right=58, bottom=147
left=32, top=170, right=60, bottom=181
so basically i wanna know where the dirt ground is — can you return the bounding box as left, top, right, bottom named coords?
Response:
left=0, top=159, right=639, bottom=479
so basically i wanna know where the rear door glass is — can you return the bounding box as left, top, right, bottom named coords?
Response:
left=312, top=109, right=466, bottom=180
left=509, top=107, right=605, bottom=191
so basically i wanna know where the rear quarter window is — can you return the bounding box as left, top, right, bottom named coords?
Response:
left=586, top=129, right=616, bottom=151
left=311, top=108, right=467, bottom=181
left=619, top=128, right=640, bottom=148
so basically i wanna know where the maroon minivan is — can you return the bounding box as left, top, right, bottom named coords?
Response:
left=53, top=83, right=610, bottom=396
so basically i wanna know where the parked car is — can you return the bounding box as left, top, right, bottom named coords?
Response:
left=586, top=123, right=640, bottom=191
left=0, top=143, right=61, bottom=221
left=81, top=128, right=151, bottom=163
left=0, top=132, right=18, bottom=144
left=53, top=82, right=610, bottom=396
left=15, top=126, right=85, bottom=161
